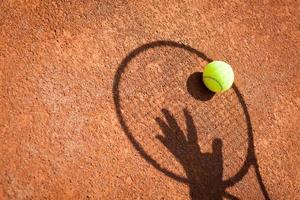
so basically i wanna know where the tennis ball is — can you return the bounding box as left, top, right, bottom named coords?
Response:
left=203, top=61, right=234, bottom=92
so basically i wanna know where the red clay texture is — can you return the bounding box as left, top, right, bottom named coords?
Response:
left=0, top=0, right=299, bottom=199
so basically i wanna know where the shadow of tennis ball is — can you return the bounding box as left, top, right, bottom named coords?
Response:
left=187, top=72, right=215, bottom=101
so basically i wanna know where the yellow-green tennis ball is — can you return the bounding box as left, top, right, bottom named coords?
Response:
left=203, top=61, right=234, bottom=93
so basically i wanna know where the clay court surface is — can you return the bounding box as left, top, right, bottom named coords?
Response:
left=1, top=1, right=299, bottom=199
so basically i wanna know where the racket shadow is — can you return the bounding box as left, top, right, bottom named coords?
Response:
left=113, top=40, right=270, bottom=200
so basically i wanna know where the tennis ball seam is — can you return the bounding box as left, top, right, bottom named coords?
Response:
left=203, top=76, right=223, bottom=92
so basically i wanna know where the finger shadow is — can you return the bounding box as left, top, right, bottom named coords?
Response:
left=156, top=108, right=226, bottom=200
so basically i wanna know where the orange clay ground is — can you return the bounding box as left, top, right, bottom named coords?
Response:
left=0, top=1, right=299, bottom=199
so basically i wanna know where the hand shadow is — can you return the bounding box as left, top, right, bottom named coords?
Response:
left=156, top=108, right=240, bottom=200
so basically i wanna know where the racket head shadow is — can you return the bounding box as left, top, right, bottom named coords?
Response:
left=113, top=40, right=260, bottom=190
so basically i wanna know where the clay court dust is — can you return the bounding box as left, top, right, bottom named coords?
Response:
left=1, top=1, right=299, bottom=199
